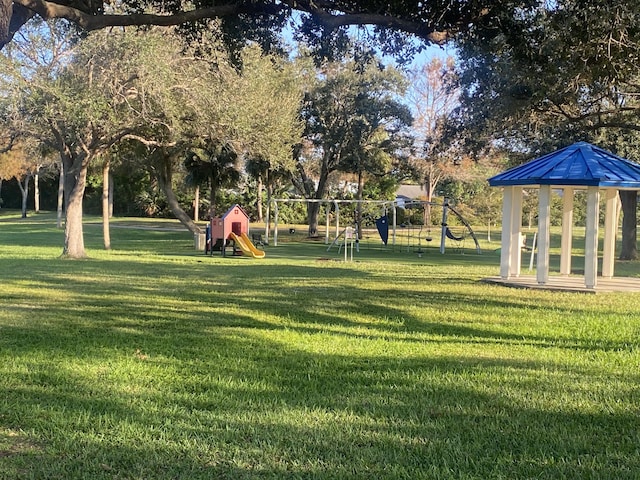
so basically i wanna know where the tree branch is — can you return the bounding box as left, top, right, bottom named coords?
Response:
left=315, top=12, right=450, bottom=44
left=582, top=121, right=640, bottom=133
left=279, top=0, right=489, bottom=44
left=548, top=101, right=640, bottom=124
left=122, top=133, right=177, bottom=147
left=11, top=0, right=466, bottom=45
left=13, top=0, right=251, bottom=30
left=0, top=132, right=18, bottom=154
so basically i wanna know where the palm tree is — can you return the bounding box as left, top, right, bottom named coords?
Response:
left=184, top=141, right=240, bottom=218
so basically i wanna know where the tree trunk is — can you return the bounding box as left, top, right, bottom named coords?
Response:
left=307, top=202, right=320, bottom=237
left=0, top=178, right=3, bottom=207
left=34, top=167, right=40, bottom=213
left=307, top=164, right=331, bottom=237
left=154, top=156, right=202, bottom=234
left=159, top=178, right=202, bottom=234
left=356, top=169, right=364, bottom=239
left=194, top=185, right=200, bottom=222
left=209, top=179, right=217, bottom=219
left=424, top=184, right=432, bottom=227
left=0, top=0, right=10, bottom=48
left=265, top=175, right=272, bottom=240
left=62, top=158, right=88, bottom=258
left=424, top=164, right=442, bottom=227
left=56, top=160, right=64, bottom=228
left=256, top=174, right=264, bottom=223
left=108, top=171, right=114, bottom=218
left=102, top=158, right=111, bottom=250
left=619, top=190, right=638, bottom=260
left=18, top=174, right=30, bottom=218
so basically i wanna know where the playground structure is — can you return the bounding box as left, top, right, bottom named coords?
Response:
left=326, top=225, right=357, bottom=261
left=206, top=204, right=265, bottom=258
left=266, top=197, right=481, bottom=255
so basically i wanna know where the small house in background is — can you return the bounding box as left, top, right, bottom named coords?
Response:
left=395, top=184, right=427, bottom=207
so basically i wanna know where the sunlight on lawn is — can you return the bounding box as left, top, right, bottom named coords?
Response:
left=1, top=216, right=639, bottom=479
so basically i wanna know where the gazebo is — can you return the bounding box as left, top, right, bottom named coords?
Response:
left=488, top=142, right=640, bottom=291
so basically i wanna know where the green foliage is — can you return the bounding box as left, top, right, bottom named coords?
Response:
left=453, top=0, right=640, bottom=156
left=275, top=199, right=308, bottom=225
left=295, top=50, right=412, bottom=201
left=184, top=142, right=240, bottom=216
left=362, top=175, right=398, bottom=202
left=227, top=44, right=304, bottom=170
left=134, top=189, right=169, bottom=217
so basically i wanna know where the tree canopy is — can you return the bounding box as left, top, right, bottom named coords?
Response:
left=452, top=0, right=640, bottom=153
left=0, top=19, right=304, bottom=256
left=452, top=0, right=640, bottom=259
left=293, top=51, right=412, bottom=235
left=1, top=0, right=531, bottom=54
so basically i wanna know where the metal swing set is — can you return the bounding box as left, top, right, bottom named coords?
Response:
left=265, top=197, right=482, bottom=255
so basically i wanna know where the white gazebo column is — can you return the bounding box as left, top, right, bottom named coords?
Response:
left=509, top=187, right=524, bottom=277
left=601, top=189, right=619, bottom=279
left=537, top=185, right=552, bottom=285
left=560, top=188, right=574, bottom=276
left=500, top=187, right=513, bottom=278
left=584, top=186, right=600, bottom=289
left=500, top=186, right=523, bottom=279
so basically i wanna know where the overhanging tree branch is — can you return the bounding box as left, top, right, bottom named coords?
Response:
left=7, top=0, right=480, bottom=47
left=14, top=0, right=257, bottom=30
left=314, top=11, right=449, bottom=44
left=0, top=132, right=19, bottom=153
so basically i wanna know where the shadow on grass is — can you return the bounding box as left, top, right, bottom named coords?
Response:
left=3, top=256, right=638, bottom=354
left=2, top=326, right=640, bottom=479
left=1, top=227, right=640, bottom=478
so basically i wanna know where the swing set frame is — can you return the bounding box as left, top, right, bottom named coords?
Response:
left=265, top=198, right=482, bottom=254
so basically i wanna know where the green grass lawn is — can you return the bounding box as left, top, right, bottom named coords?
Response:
left=1, top=212, right=640, bottom=479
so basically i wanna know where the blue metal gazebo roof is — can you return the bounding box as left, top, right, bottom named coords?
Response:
left=489, top=142, right=640, bottom=188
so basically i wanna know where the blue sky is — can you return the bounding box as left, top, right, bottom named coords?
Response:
left=283, top=11, right=455, bottom=71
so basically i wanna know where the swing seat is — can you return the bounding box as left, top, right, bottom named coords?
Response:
left=445, top=226, right=465, bottom=252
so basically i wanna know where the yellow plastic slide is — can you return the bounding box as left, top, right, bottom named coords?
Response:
left=228, top=232, right=266, bottom=258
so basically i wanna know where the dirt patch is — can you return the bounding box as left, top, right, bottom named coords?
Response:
left=0, top=428, right=40, bottom=457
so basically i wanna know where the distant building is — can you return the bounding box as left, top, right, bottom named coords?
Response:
left=395, top=184, right=426, bottom=208
left=396, top=184, right=426, bottom=200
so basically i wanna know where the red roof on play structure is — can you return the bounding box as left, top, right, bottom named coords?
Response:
left=221, top=204, right=248, bottom=219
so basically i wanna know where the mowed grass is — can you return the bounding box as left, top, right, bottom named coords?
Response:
left=1, top=212, right=640, bottom=479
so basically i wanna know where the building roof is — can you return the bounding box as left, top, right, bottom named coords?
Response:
left=395, top=184, right=426, bottom=200
left=488, top=142, right=640, bottom=189
left=221, top=204, right=248, bottom=219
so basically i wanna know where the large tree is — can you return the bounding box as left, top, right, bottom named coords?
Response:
left=293, top=53, right=412, bottom=236
left=452, top=0, right=640, bottom=259
left=405, top=56, right=461, bottom=224
left=0, top=24, right=212, bottom=257
left=183, top=40, right=303, bottom=221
